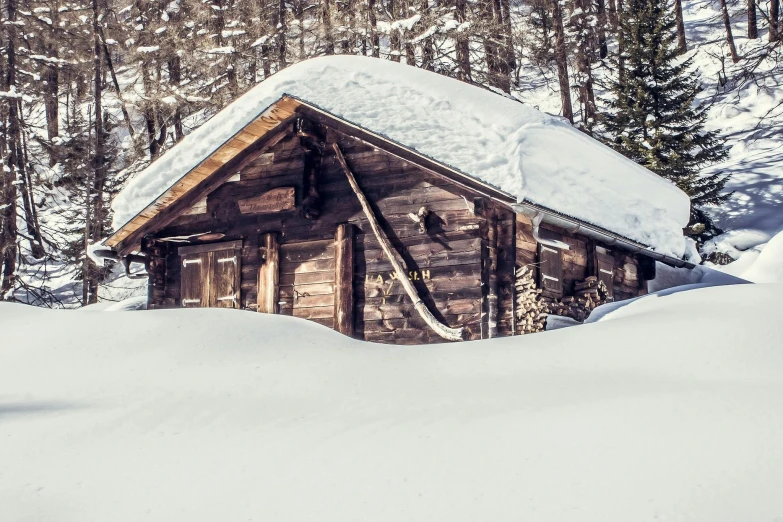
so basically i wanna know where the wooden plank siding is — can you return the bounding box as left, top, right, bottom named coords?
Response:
left=147, top=116, right=653, bottom=343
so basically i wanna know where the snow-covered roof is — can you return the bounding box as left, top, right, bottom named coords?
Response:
left=111, top=56, right=690, bottom=256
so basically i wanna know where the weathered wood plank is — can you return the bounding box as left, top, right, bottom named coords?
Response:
left=356, top=296, right=480, bottom=320
left=280, top=305, right=335, bottom=320
left=280, top=271, right=336, bottom=286
left=334, top=223, right=355, bottom=337
left=178, top=239, right=243, bottom=256
left=279, top=282, right=335, bottom=297
left=238, top=187, right=296, bottom=214
left=278, top=292, right=335, bottom=308
left=257, top=233, right=279, bottom=313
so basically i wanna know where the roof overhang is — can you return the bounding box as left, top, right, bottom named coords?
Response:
left=104, top=96, right=302, bottom=254
left=104, top=95, right=693, bottom=269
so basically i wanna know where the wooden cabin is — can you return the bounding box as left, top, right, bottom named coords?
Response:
left=102, top=58, right=693, bottom=344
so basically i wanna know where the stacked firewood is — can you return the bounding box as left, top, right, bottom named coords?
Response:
left=545, top=277, right=610, bottom=322
left=515, top=265, right=548, bottom=333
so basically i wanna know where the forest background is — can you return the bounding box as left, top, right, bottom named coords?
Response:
left=0, top=0, right=780, bottom=306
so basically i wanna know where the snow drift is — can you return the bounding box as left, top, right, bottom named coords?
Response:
left=111, top=56, right=690, bottom=256
left=2, top=283, right=782, bottom=522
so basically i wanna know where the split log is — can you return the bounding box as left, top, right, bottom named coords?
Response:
left=257, top=232, right=279, bottom=313
left=332, top=142, right=464, bottom=341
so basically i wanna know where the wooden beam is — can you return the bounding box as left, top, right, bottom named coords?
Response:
left=486, top=210, right=499, bottom=339
left=332, top=142, right=464, bottom=342
left=257, top=232, right=280, bottom=314
left=178, top=239, right=243, bottom=256
left=334, top=223, right=354, bottom=337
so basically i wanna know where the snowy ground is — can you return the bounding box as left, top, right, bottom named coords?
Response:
left=2, top=282, right=782, bottom=522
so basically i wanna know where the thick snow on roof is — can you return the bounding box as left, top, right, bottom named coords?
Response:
left=112, top=56, right=691, bottom=256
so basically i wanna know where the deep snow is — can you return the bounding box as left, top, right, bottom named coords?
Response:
left=111, top=56, right=691, bottom=257
left=2, top=283, right=782, bottom=522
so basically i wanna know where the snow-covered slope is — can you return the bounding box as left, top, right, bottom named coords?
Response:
left=517, top=0, right=783, bottom=264
left=112, top=56, right=691, bottom=257
left=2, top=283, right=782, bottom=522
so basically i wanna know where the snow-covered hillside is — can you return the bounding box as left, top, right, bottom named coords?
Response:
left=2, top=283, right=782, bottom=522
left=518, top=0, right=783, bottom=268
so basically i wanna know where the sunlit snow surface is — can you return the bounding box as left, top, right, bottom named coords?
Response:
left=2, top=283, right=782, bottom=522
left=111, top=56, right=690, bottom=256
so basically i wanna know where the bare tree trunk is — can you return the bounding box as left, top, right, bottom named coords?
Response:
left=402, top=0, right=415, bottom=64
left=500, top=0, right=517, bottom=77
left=368, top=0, right=380, bottom=56
left=481, top=0, right=503, bottom=89
left=141, top=64, right=160, bottom=158
left=388, top=0, right=401, bottom=61
left=574, top=0, right=596, bottom=128
left=420, top=0, right=434, bottom=68
left=0, top=2, right=19, bottom=297
left=491, top=0, right=511, bottom=92
left=596, top=0, right=609, bottom=59
left=674, top=0, right=687, bottom=52
left=719, top=0, right=740, bottom=62
left=770, top=0, right=780, bottom=41
left=97, top=25, right=134, bottom=138
left=323, top=0, right=335, bottom=54
left=748, top=0, right=758, bottom=38
left=607, top=0, right=618, bottom=29
left=617, top=0, right=625, bottom=76
left=455, top=0, right=471, bottom=80
left=551, top=0, right=573, bottom=122
left=277, top=0, right=287, bottom=67
left=89, top=0, right=107, bottom=305
left=44, top=60, right=59, bottom=166
left=18, top=129, right=45, bottom=258
left=168, top=57, right=184, bottom=142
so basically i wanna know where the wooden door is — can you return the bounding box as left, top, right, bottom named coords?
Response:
left=538, top=244, right=563, bottom=298
left=179, top=241, right=242, bottom=308
left=181, top=252, right=210, bottom=307
left=595, top=251, right=615, bottom=299
left=210, top=249, right=240, bottom=308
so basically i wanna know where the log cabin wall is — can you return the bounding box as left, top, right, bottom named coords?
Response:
left=144, top=117, right=649, bottom=341
left=515, top=213, right=648, bottom=304
left=147, top=120, right=516, bottom=344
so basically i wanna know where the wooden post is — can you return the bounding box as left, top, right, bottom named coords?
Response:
left=257, top=232, right=279, bottom=313
left=334, top=223, right=354, bottom=337
left=486, top=211, right=499, bottom=338
left=141, top=238, right=166, bottom=309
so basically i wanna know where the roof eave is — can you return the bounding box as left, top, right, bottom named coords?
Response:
left=512, top=202, right=694, bottom=269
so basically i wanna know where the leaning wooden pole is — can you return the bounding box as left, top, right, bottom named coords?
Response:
left=332, top=143, right=465, bottom=342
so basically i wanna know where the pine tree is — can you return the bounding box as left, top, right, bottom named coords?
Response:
left=601, top=0, right=730, bottom=231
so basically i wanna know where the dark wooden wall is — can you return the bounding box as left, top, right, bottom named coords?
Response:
left=515, top=214, right=647, bottom=300
left=148, top=122, right=519, bottom=343
left=145, top=119, right=649, bottom=343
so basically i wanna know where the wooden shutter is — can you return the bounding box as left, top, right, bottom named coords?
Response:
left=210, top=249, right=240, bottom=308
left=538, top=244, right=563, bottom=298
left=179, top=240, right=242, bottom=309
left=595, top=251, right=614, bottom=299
left=181, top=253, right=210, bottom=307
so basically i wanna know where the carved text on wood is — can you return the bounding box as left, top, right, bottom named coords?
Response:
left=238, top=187, right=295, bottom=214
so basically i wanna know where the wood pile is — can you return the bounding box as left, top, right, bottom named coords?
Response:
left=515, top=265, right=547, bottom=333
left=544, top=276, right=610, bottom=322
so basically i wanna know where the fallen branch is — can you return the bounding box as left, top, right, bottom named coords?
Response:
left=332, top=142, right=464, bottom=342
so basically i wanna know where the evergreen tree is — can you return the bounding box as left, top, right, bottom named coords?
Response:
left=601, top=0, right=730, bottom=231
